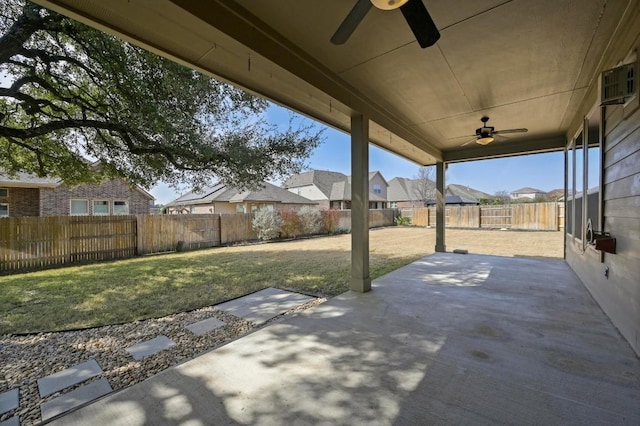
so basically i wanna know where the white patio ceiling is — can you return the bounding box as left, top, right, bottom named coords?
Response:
left=34, top=0, right=631, bottom=166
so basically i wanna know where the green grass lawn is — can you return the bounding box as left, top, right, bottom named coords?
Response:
left=0, top=233, right=426, bottom=334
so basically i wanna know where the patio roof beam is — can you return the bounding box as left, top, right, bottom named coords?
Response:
left=442, top=136, right=567, bottom=163
left=351, top=114, right=371, bottom=293
left=435, top=161, right=446, bottom=253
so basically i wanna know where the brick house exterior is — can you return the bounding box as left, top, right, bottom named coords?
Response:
left=0, top=172, right=153, bottom=217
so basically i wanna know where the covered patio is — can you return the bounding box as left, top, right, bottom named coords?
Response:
left=49, top=253, right=640, bottom=424
left=27, top=0, right=640, bottom=422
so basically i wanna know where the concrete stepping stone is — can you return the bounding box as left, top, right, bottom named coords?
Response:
left=186, top=317, right=225, bottom=336
left=0, top=388, right=19, bottom=416
left=0, top=416, right=19, bottom=426
left=216, top=287, right=314, bottom=325
left=37, top=359, right=102, bottom=398
left=126, top=335, right=175, bottom=360
left=40, top=378, right=112, bottom=422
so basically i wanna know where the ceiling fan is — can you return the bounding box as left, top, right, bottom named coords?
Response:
left=331, top=0, right=440, bottom=48
left=461, top=117, right=528, bottom=146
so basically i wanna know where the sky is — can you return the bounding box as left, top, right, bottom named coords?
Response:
left=150, top=104, right=565, bottom=204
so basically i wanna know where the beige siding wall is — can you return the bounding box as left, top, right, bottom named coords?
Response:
left=369, top=173, right=387, bottom=200
left=565, top=6, right=640, bottom=356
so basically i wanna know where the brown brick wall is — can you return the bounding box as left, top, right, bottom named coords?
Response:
left=39, top=179, right=152, bottom=216
left=0, top=187, right=41, bottom=217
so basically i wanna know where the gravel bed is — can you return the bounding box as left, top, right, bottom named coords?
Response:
left=0, top=297, right=326, bottom=425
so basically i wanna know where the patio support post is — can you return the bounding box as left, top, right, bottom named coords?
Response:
left=435, top=161, right=446, bottom=252
left=351, top=113, right=371, bottom=293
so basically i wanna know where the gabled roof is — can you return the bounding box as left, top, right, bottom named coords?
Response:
left=282, top=170, right=347, bottom=198
left=512, top=187, right=546, bottom=194
left=425, top=195, right=479, bottom=205
left=0, top=172, right=60, bottom=188
left=446, top=184, right=493, bottom=201
left=0, top=170, right=154, bottom=199
left=387, top=177, right=413, bottom=202
left=167, top=182, right=316, bottom=206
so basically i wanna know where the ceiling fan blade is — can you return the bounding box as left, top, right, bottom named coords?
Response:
left=331, top=0, right=372, bottom=45
left=493, top=128, right=528, bottom=135
left=460, top=138, right=476, bottom=147
left=400, top=0, right=440, bottom=48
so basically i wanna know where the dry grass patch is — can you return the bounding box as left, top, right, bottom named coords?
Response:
left=0, top=227, right=563, bottom=334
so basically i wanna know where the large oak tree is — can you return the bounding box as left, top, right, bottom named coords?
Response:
left=0, top=0, right=322, bottom=189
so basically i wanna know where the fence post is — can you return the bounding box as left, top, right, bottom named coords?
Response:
left=136, top=214, right=144, bottom=255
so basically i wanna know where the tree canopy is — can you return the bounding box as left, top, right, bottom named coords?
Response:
left=0, top=0, right=322, bottom=189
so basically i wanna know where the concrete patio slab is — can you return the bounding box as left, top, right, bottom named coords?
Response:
left=0, top=388, right=19, bottom=416
left=215, top=287, right=314, bottom=324
left=37, top=359, right=102, bottom=398
left=41, top=379, right=112, bottom=421
left=0, top=416, right=19, bottom=426
left=125, top=336, right=175, bottom=360
left=185, top=317, right=225, bottom=336
left=48, top=254, right=640, bottom=425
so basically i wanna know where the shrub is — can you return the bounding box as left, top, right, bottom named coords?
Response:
left=252, top=208, right=283, bottom=241
left=280, top=210, right=302, bottom=238
left=395, top=215, right=411, bottom=226
left=320, top=209, right=340, bottom=234
left=297, top=206, right=323, bottom=235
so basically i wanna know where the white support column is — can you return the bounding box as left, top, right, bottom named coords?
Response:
left=435, top=161, right=446, bottom=252
left=351, top=114, right=371, bottom=293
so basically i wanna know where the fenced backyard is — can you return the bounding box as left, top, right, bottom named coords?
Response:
left=401, top=202, right=564, bottom=231
left=0, top=204, right=562, bottom=274
left=0, top=209, right=396, bottom=273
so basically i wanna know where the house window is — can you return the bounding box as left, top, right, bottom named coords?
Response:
left=70, top=199, right=89, bottom=215
left=0, top=188, right=8, bottom=197
left=93, top=200, right=109, bottom=215
left=373, top=184, right=382, bottom=194
left=236, top=205, right=245, bottom=213
left=113, top=200, right=129, bottom=215
left=390, top=202, right=398, bottom=208
left=585, top=105, right=602, bottom=236
left=0, top=203, right=8, bottom=217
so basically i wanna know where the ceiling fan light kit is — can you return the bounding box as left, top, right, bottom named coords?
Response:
left=461, top=117, right=528, bottom=147
left=370, top=0, right=409, bottom=10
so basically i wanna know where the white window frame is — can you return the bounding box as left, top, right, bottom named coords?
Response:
left=92, top=199, right=110, bottom=215
left=113, top=200, right=129, bottom=215
left=70, top=199, right=89, bottom=216
left=373, top=183, right=382, bottom=194
left=0, top=203, right=8, bottom=217
left=0, top=188, right=8, bottom=197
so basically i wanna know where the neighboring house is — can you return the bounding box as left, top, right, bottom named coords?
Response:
left=446, top=184, right=493, bottom=203
left=0, top=171, right=153, bottom=217
left=283, top=170, right=388, bottom=209
left=425, top=195, right=480, bottom=206
left=422, top=184, right=491, bottom=206
left=165, top=181, right=317, bottom=214
left=511, top=187, right=547, bottom=201
left=387, top=177, right=435, bottom=208
left=546, top=188, right=565, bottom=201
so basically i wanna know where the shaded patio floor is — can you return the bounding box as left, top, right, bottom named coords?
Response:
left=50, top=253, right=640, bottom=425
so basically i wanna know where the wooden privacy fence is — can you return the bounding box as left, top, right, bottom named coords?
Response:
left=0, top=209, right=398, bottom=273
left=0, top=216, right=136, bottom=273
left=401, top=202, right=562, bottom=230
left=137, top=214, right=221, bottom=254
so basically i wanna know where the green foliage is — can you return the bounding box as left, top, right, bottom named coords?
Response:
left=279, top=210, right=302, bottom=238
left=0, top=0, right=322, bottom=188
left=297, top=206, right=322, bottom=235
left=394, top=215, right=411, bottom=226
left=251, top=208, right=283, bottom=241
